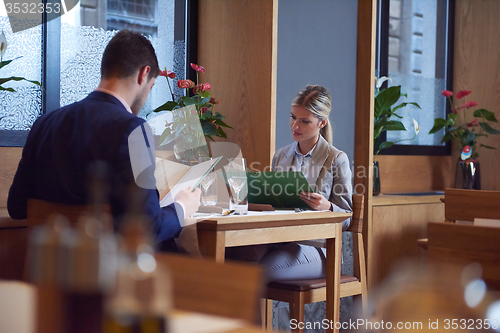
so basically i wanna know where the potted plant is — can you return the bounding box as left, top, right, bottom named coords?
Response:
left=429, top=90, right=500, bottom=189
left=148, top=63, right=232, bottom=163
left=373, top=77, right=420, bottom=195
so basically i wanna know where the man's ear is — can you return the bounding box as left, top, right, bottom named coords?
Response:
left=138, top=66, right=151, bottom=85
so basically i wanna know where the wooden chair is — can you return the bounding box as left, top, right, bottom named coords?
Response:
left=427, top=221, right=500, bottom=291
left=262, top=194, right=366, bottom=332
left=155, top=252, right=264, bottom=324
left=417, top=188, right=500, bottom=250
left=25, top=199, right=111, bottom=281
left=444, top=188, right=500, bottom=222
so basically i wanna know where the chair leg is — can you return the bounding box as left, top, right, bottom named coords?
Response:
left=289, top=292, right=305, bottom=333
left=260, top=298, right=273, bottom=330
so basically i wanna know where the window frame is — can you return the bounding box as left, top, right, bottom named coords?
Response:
left=375, top=0, right=455, bottom=156
left=0, top=0, right=197, bottom=147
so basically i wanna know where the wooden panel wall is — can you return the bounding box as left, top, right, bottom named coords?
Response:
left=0, top=147, right=22, bottom=208
left=454, top=0, right=500, bottom=190
left=375, top=155, right=453, bottom=193
left=197, top=0, right=278, bottom=171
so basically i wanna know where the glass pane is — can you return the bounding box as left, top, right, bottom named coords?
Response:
left=0, top=15, right=42, bottom=131
left=385, top=0, right=448, bottom=146
left=59, top=0, right=186, bottom=134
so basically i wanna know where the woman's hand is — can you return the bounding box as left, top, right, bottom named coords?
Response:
left=299, top=192, right=331, bottom=211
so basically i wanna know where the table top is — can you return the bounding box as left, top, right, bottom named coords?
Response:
left=193, top=210, right=352, bottom=231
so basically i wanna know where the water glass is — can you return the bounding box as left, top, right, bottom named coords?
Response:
left=200, top=172, right=217, bottom=206
left=225, top=158, right=248, bottom=215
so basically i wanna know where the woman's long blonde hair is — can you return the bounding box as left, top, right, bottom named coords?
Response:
left=291, top=85, right=332, bottom=144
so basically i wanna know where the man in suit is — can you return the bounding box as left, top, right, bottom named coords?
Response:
left=7, top=29, right=201, bottom=246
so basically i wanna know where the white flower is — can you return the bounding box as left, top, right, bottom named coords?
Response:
left=375, top=76, right=392, bottom=90
left=413, top=118, right=420, bottom=135
left=0, top=31, right=7, bottom=59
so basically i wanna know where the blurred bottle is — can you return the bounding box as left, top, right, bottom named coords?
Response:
left=58, top=161, right=118, bottom=333
left=103, top=187, right=172, bottom=333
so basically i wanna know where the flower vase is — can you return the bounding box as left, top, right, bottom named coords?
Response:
left=373, top=161, right=381, bottom=196
left=454, top=159, right=481, bottom=190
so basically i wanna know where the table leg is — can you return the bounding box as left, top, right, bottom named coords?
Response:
left=197, top=229, right=226, bottom=263
left=325, top=223, right=342, bottom=333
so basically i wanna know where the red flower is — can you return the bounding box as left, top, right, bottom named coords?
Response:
left=442, top=90, right=453, bottom=97
left=201, top=107, right=208, bottom=114
left=456, top=90, right=471, bottom=99
left=467, top=119, right=479, bottom=127
left=462, top=101, right=478, bottom=109
left=190, top=63, right=205, bottom=73
left=209, top=97, right=221, bottom=105
left=167, top=70, right=176, bottom=79
left=159, top=70, right=168, bottom=77
left=451, top=108, right=458, bottom=114
left=177, top=79, right=195, bottom=89
left=193, top=82, right=212, bottom=94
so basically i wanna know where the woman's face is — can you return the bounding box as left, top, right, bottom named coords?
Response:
left=289, top=105, right=325, bottom=145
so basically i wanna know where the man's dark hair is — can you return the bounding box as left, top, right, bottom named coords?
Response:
left=101, top=29, right=160, bottom=80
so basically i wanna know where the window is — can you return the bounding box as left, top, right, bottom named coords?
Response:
left=0, top=0, right=195, bottom=147
left=376, top=0, right=454, bottom=155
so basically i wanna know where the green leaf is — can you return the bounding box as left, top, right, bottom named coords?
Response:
left=392, top=101, right=421, bottom=114
left=182, top=96, right=199, bottom=105
left=200, top=119, right=219, bottom=136
left=479, top=122, right=500, bottom=135
left=429, top=118, right=447, bottom=134
left=384, top=120, right=406, bottom=131
left=473, top=109, right=498, bottom=122
left=0, top=59, right=15, bottom=70
left=441, top=131, right=454, bottom=143
left=213, top=112, right=225, bottom=120
left=198, top=90, right=211, bottom=98
left=0, top=86, right=15, bottom=92
left=151, top=101, right=179, bottom=113
left=217, top=126, right=228, bottom=139
left=159, top=128, right=176, bottom=147
left=204, top=110, right=213, bottom=118
left=462, top=131, right=475, bottom=145
left=480, top=143, right=496, bottom=149
left=378, top=141, right=394, bottom=151
left=214, top=119, right=233, bottom=129
left=195, top=96, right=210, bottom=107
left=374, top=85, right=401, bottom=118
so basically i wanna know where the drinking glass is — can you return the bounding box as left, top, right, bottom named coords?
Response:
left=200, top=172, right=217, bottom=206
left=198, top=157, right=218, bottom=206
left=224, top=158, right=248, bottom=215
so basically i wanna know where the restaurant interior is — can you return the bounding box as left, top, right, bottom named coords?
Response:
left=1, top=0, right=500, bottom=332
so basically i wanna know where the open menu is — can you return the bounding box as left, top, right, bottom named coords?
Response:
left=156, top=156, right=222, bottom=207
left=247, top=171, right=314, bottom=210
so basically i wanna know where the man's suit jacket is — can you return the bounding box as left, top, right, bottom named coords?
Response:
left=8, top=91, right=183, bottom=243
left=272, top=135, right=353, bottom=230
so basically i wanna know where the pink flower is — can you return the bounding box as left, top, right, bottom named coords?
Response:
left=177, top=79, right=195, bottom=89
left=209, top=97, right=221, bottom=105
left=451, top=108, right=458, bottom=114
left=167, top=70, right=176, bottom=79
left=456, top=90, right=472, bottom=99
left=442, top=90, right=453, bottom=97
left=193, top=82, right=212, bottom=94
left=190, top=63, right=205, bottom=73
left=463, top=101, right=478, bottom=109
left=467, top=119, right=479, bottom=127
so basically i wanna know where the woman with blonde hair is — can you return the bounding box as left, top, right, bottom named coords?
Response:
left=228, top=85, right=352, bottom=281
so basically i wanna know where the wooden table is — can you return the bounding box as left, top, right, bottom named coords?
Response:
left=195, top=210, right=351, bottom=333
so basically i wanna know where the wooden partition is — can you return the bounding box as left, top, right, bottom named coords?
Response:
left=197, top=0, right=278, bottom=170
left=453, top=0, right=500, bottom=191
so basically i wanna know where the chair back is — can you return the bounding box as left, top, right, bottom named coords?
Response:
left=427, top=222, right=500, bottom=290
left=444, top=188, right=500, bottom=222
left=155, top=253, right=263, bottom=323
left=27, top=199, right=111, bottom=228
left=346, top=194, right=364, bottom=234
left=25, top=199, right=111, bottom=281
